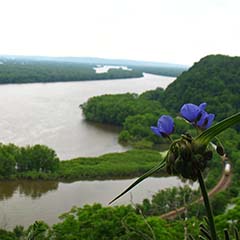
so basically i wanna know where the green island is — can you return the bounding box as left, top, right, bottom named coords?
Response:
left=0, top=144, right=164, bottom=181
left=1, top=54, right=240, bottom=239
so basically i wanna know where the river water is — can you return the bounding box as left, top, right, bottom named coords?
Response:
left=0, top=177, right=195, bottom=230
left=0, top=73, right=191, bottom=229
left=0, top=73, right=174, bottom=160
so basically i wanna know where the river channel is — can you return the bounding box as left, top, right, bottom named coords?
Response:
left=0, top=73, right=191, bottom=229
left=0, top=73, right=174, bottom=160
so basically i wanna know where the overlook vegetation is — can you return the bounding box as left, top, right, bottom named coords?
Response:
left=1, top=198, right=240, bottom=239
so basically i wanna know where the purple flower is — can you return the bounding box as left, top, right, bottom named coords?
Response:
left=151, top=115, right=174, bottom=137
left=180, top=103, right=203, bottom=122
left=180, top=102, right=215, bottom=129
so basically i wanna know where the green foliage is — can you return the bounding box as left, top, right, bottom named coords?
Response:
left=27, top=221, right=50, bottom=240
left=0, top=229, right=17, bottom=240
left=0, top=148, right=165, bottom=180
left=21, top=145, right=60, bottom=172
left=119, top=113, right=161, bottom=144
left=0, top=143, right=59, bottom=178
left=139, top=87, right=165, bottom=101
left=0, top=60, right=144, bottom=84
left=136, top=186, right=199, bottom=217
left=57, top=149, right=163, bottom=180
left=0, top=201, right=239, bottom=239
left=81, top=92, right=170, bottom=146
left=81, top=93, right=168, bottom=126
left=211, top=192, right=231, bottom=216
left=0, top=144, right=16, bottom=177
left=164, top=55, right=240, bottom=124
left=82, top=93, right=137, bottom=125
left=13, top=225, right=24, bottom=239
left=51, top=204, right=184, bottom=240
left=215, top=198, right=240, bottom=238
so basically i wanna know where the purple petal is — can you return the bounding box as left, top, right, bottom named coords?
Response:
left=197, top=112, right=215, bottom=129
left=205, top=113, right=215, bottom=129
left=180, top=103, right=201, bottom=122
left=157, top=115, right=174, bottom=135
left=150, top=126, right=163, bottom=137
left=199, top=102, right=207, bottom=111
left=197, top=111, right=207, bottom=127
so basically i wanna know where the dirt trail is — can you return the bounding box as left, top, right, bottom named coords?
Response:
left=160, top=169, right=231, bottom=220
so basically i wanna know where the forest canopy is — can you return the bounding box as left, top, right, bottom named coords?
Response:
left=163, top=54, right=240, bottom=122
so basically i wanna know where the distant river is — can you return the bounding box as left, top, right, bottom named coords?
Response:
left=0, top=73, right=175, bottom=160
left=0, top=73, right=181, bottom=230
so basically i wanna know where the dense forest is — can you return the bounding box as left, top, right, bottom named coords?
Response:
left=164, top=55, right=240, bottom=122
left=0, top=57, right=186, bottom=84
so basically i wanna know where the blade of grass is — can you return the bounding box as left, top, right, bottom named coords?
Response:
left=195, top=112, right=240, bottom=146
left=109, top=158, right=166, bottom=204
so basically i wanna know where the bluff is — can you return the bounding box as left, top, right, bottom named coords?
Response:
left=164, top=54, right=240, bottom=121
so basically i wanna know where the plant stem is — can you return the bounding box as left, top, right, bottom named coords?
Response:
left=197, top=170, right=218, bottom=240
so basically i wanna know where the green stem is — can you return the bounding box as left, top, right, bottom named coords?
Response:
left=167, top=135, right=173, bottom=143
left=197, top=170, right=218, bottom=240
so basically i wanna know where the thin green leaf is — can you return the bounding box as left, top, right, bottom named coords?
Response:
left=196, top=112, right=240, bottom=146
left=109, top=158, right=166, bottom=204
left=224, top=229, right=230, bottom=240
left=200, top=223, right=209, bottom=233
left=200, top=227, right=211, bottom=240
left=199, top=235, right=208, bottom=240
left=188, top=235, right=195, bottom=240
left=234, top=227, right=239, bottom=240
left=203, top=217, right=209, bottom=226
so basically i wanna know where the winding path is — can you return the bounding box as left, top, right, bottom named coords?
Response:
left=160, top=166, right=232, bottom=220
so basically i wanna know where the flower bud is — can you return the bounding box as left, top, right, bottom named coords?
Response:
left=216, top=145, right=225, bottom=156
left=166, top=135, right=212, bottom=181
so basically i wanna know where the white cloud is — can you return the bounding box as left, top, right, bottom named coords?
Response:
left=0, top=0, right=239, bottom=65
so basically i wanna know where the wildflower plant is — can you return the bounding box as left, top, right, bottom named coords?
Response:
left=110, top=102, right=240, bottom=240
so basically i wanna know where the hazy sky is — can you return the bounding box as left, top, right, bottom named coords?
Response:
left=0, top=0, right=239, bottom=65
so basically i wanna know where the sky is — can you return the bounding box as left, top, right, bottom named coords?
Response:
left=0, top=0, right=240, bottom=65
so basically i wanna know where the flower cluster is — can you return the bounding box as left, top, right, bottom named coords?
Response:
left=180, top=102, right=215, bottom=130
left=151, top=102, right=215, bottom=181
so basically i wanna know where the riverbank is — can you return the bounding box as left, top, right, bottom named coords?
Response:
left=3, top=149, right=164, bottom=181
